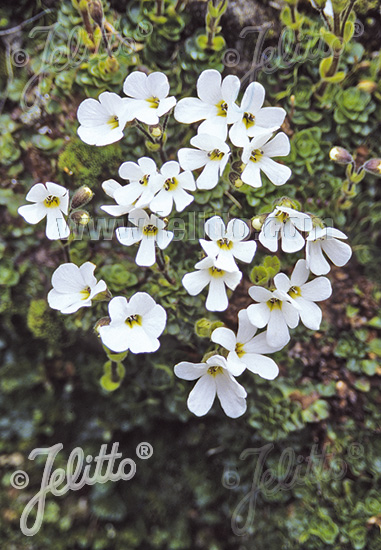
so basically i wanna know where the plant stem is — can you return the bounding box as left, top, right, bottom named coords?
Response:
left=135, top=122, right=156, bottom=143
left=156, top=248, right=175, bottom=285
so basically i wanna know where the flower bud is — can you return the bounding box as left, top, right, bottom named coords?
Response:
left=229, top=172, right=244, bottom=188
left=71, top=186, right=94, bottom=209
left=70, top=210, right=91, bottom=225
left=363, top=158, right=381, bottom=177
left=357, top=80, right=377, bottom=93
left=145, top=140, right=160, bottom=152
left=88, top=0, right=104, bottom=27
left=94, top=316, right=110, bottom=334
left=149, top=124, right=162, bottom=139
left=251, top=214, right=266, bottom=230
left=329, top=146, right=353, bottom=165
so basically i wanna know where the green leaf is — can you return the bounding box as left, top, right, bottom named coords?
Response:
left=369, top=338, right=381, bottom=356
left=323, top=71, right=346, bottom=83
left=319, top=56, right=333, bottom=78
left=250, top=266, right=269, bottom=285
left=263, top=256, right=281, bottom=278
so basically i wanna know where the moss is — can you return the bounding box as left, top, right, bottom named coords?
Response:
left=27, top=299, right=62, bottom=344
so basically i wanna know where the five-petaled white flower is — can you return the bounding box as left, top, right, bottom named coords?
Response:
left=182, top=256, right=242, bottom=311
left=241, top=131, right=291, bottom=187
left=178, top=134, right=230, bottom=190
left=18, top=182, right=70, bottom=240
left=259, top=205, right=313, bottom=253
left=149, top=160, right=196, bottom=216
left=116, top=157, right=161, bottom=210
left=274, top=259, right=332, bottom=331
left=101, top=179, right=135, bottom=217
left=174, top=69, right=240, bottom=139
left=306, top=226, right=352, bottom=275
left=48, top=262, right=107, bottom=314
left=123, top=71, right=176, bottom=125
left=116, top=209, right=173, bottom=267
left=229, top=82, right=286, bottom=147
left=77, top=92, right=132, bottom=146
left=99, top=293, right=167, bottom=353
left=174, top=354, right=247, bottom=418
left=199, top=216, right=256, bottom=272
left=211, top=309, right=281, bottom=379
left=246, top=286, right=299, bottom=348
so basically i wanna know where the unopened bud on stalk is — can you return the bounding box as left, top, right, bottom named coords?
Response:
left=94, top=316, right=110, bottom=334
left=71, top=186, right=94, bottom=209
left=70, top=210, right=91, bottom=225
left=363, top=158, right=381, bottom=177
left=251, top=215, right=266, bottom=231
left=88, top=0, right=104, bottom=27
left=329, top=146, right=353, bottom=165
left=149, top=124, right=162, bottom=139
left=357, top=80, right=377, bottom=93
left=229, top=172, right=243, bottom=188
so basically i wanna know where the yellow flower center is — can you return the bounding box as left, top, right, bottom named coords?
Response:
left=143, top=224, right=158, bottom=236
left=288, top=286, right=301, bottom=299
left=208, top=149, right=225, bottom=161
left=125, top=314, right=142, bottom=327
left=209, top=266, right=225, bottom=278
left=164, top=177, right=178, bottom=191
left=108, top=115, right=119, bottom=129
left=249, top=149, right=264, bottom=163
left=276, top=211, right=290, bottom=224
left=80, top=286, right=91, bottom=300
left=217, top=238, right=233, bottom=250
left=147, top=96, right=160, bottom=108
left=235, top=342, right=245, bottom=358
left=267, top=297, right=282, bottom=310
left=139, top=175, right=150, bottom=186
left=243, top=112, right=255, bottom=129
left=207, top=365, right=223, bottom=376
left=216, top=100, right=228, bottom=117
left=43, top=195, right=60, bottom=208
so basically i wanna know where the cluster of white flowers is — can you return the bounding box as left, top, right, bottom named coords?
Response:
left=17, top=68, right=353, bottom=415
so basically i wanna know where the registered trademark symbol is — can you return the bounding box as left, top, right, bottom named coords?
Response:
left=136, top=442, right=153, bottom=459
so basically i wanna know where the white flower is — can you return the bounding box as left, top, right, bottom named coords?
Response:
left=211, top=310, right=281, bottom=379
left=259, top=205, right=313, bottom=253
left=18, top=182, right=70, bottom=240
left=99, top=293, right=166, bottom=353
left=101, top=179, right=135, bottom=217
left=48, top=262, right=107, bottom=314
left=116, top=209, right=173, bottom=267
left=229, top=82, right=286, bottom=147
left=116, top=157, right=162, bottom=209
left=123, top=71, right=176, bottom=125
left=199, top=216, right=256, bottom=272
left=178, top=134, right=230, bottom=190
left=241, top=131, right=291, bottom=187
left=174, top=354, right=247, bottom=418
left=306, top=226, right=352, bottom=275
left=182, top=256, right=242, bottom=312
left=246, top=286, right=299, bottom=348
left=77, top=92, right=133, bottom=146
left=274, top=259, right=332, bottom=330
left=310, top=0, right=333, bottom=18
left=174, top=69, right=241, bottom=139
left=149, top=160, right=196, bottom=216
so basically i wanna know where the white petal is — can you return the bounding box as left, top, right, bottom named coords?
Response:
left=177, top=170, right=196, bottom=191
left=321, top=238, right=352, bottom=267
left=99, top=324, right=130, bottom=353
left=45, top=211, right=70, bottom=240
left=156, top=229, right=173, bottom=250
left=241, top=162, right=262, bottom=188
left=259, top=157, right=292, bottom=186
left=229, top=121, right=250, bottom=147
left=78, top=262, right=97, bottom=287
left=197, top=69, right=222, bottom=104
left=118, top=161, right=143, bottom=181
left=215, top=249, right=239, bottom=272
left=206, top=278, right=228, bottom=311
left=280, top=227, right=305, bottom=253
left=237, top=309, right=257, bottom=342
left=78, top=125, right=124, bottom=146
left=48, top=289, right=87, bottom=314
left=223, top=270, right=242, bottom=290
left=274, top=272, right=291, bottom=293
left=123, top=71, right=149, bottom=99
left=243, top=331, right=284, bottom=354
left=136, top=236, right=156, bottom=266
left=211, top=327, right=236, bottom=351
left=146, top=71, right=170, bottom=98
left=128, top=324, right=160, bottom=354
left=18, top=203, right=47, bottom=224
left=301, top=277, right=332, bottom=301
left=187, top=375, right=216, bottom=416
left=262, top=132, right=290, bottom=157
left=101, top=204, right=132, bottom=217
left=116, top=226, right=142, bottom=246
left=243, top=353, right=279, bottom=380
left=254, top=107, right=286, bottom=129
left=306, top=241, right=330, bottom=275
left=226, top=218, right=249, bottom=241
left=295, top=297, right=322, bottom=330
left=102, top=179, right=122, bottom=198
left=174, top=98, right=215, bottom=123
left=241, top=82, right=265, bottom=113
left=246, top=302, right=270, bottom=328
left=248, top=286, right=273, bottom=302
left=190, top=133, right=229, bottom=153
left=156, top=96, right=176, bottom=117
left=25, top=183, right=49, bottom=202
left=150, top=190, right=173, bottom=217
left=108, top=296, right=129, bottom=323
left=204, top=216, right=226, bottom=240
left=172, top=188, right=194, bottom=213
left=291, top=259, right=310, bottom=286
left=215, top=372, right=247, bottom=418
left=174, top=362, right=207, bottom=380
left=267, top=309, right=290, bottom=348
left=178, top=148, right=208, bottom=171
left=282, top=301, right=300, bottom=329
left=77, top=97, right=109, bottom=126
left=198, top=116, right=228, bottom=140
left=232, top=241, right=256, bottom=264
left=182, top=270, right=210, bottom=295
left=196, top=161, right=221, bottom=190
